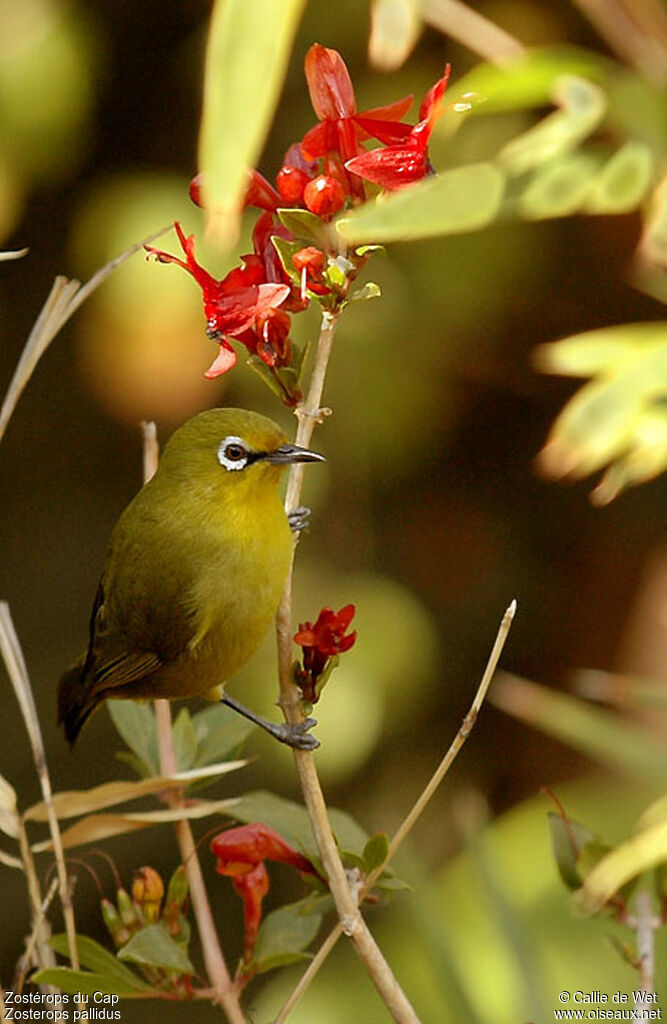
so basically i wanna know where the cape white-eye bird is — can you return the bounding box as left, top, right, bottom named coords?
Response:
left=57, top=408, right=325, bottom=749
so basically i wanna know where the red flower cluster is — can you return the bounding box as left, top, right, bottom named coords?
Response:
left=147, top=45, right=453, bottom=392
left=294, top=603, right=357, bottom=703
left=211, top=823, right=317, bottom=967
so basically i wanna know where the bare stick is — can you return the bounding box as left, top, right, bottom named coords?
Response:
left=275, top=600, right=516, bottom=1018
left=384, top=599, right=516, bottom=867
left=0, top=225, right=172, bottom=445
left=0, top=247, right=29, bottom=262
left=634, top=887, right=658, bottom=997
left=141, top=423, right=246, bottom=1024
left=419, top=0, right=525, bottom=63
left=275, top=311, right=421, bottom=1024
left=0, top=603, right=87, bottom=1019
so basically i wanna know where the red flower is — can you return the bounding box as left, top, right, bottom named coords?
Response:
left=212, top=823, right=318, bottom=965
left=145, top=222, right=290, bottom=378
left=345, top=65, right=451, bottom=189
left=294, top=604, right=357, bottom=702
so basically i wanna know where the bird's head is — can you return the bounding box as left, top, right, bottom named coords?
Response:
left=157, top=408, right=325, bottom=497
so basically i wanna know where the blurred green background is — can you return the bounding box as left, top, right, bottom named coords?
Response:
left=0, top=0, right=665, bottom=1020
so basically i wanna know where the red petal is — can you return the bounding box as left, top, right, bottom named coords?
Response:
left=353, top=116, right=413, bottom=145
left=335, top=604, right=356, bottom=631
left=204, top=345, right=237, bottom=379
left=301, top=121, right=336, bottom=161
left=358, top=94, right=413, bottom=122
left=305, top=43, right=356, bottom=120
left=244, top=168, right=281, bottom=212
left=419, top=64, right=451, bottom=123
left=345, top=146, right=428, bottom=189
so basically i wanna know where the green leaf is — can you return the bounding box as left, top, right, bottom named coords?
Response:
left=271, top=234, right=304, bottom=284
left=118, top=922, right=195, bottom=973
left=171, top=707, right=198, bottom=772
left=585, top=141, right=654, bottom=214
left=347, top=281, right=382, bottom=304
left=491, top=674, right=667, bottom=790
left=577, top=820, right=667, bottom=914
left=49, top=933, right=150, bottom=990
left=250, top=900, right=322, bottom=975
left=363, top=832, right=390, bottom=873
left=452, top=46, right=610, bottom=114
left=229, top=790, right=318, bottom=858
left=328, top=808, right=371, bottom=857
left=519, top=153, right=599, bottom=219
left=337, top=163, right=505, bottom=243
left=277, top=207, right=331, bottom=246
left=246, top=355, right=288, bottom=401
left=547, top=812, right=597, bottom=890
left=107, top=700, right=159, bottom=776
left=31, top=968, right=151, bottom=997
left=535, top=322, right=667, bottom=501
left=499, top=75, right=606, bottom=176
left=192, top=704, right=255, bottom=767
left=197, top=0, right=306, bottom=247
left=354, top=244, right=386, bottom=257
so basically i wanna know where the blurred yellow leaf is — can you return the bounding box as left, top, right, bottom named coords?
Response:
left=585, top=141, right=655, bottom=214
left=368, top=0, right=421, bottom=71
left=198, top=0, right=305, bottom=248
left=577, top=819, right=667, bottom=913
left=0, top=772, right=19, bottom=839
left=535, top=322, right=667, bottom=502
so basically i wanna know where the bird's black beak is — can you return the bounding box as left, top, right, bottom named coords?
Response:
left=266, top=443, right=326, bottom=465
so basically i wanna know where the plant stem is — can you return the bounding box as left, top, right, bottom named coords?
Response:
left=276, top=601, right=516, bottom=1019
left=634, top=887, right=657, bottom=997
left=275, top=310, right=421, bottom=1024
left=0, top=603, right=87, bottom=1020
left=143, top=424, right=246, bottom=1024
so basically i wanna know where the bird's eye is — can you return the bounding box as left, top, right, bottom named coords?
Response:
left=217, top=435, right=250, bottom=471
left=224, top=443, right=246, bottom=461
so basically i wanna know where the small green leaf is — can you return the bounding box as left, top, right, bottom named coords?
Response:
left=547, top=812, right=598, bottom=890
left=604, top=934, right=638, bottom=968
left=348, top=281, right=382, bottom=304
left=577, top=839, right=613, bottom=881
left=250, top=900, right=322, bottom=975
left=577, top=820, right=667, bottom=914
left=107, top=700, right=159, bottom=776
left=49, top=934, right=150, bottom=990
left=363, top=832, right=390, bottom=873
left=31, top=967, right=151, bottom=997
left=500, top=75, right=606, bottom=176
left=192, top=704, right=255, bottom=767
left=229, top=790, right=318, bottom=858
left=171, top=707, right=198, bottom=772
left=586, top=142, right=654, bottom=214
left=277, top=207, right=330, bottom=245
left=246, top=355, right=290, bottom=401
left=271, top=234, right=303, bottom=284
left=337, top=163, right=505, bottom=243
left=519, top=153, right=599, bottom=219
left=355, top=244, right=385, bottom=257
left=118, top=922, right=195, bottom=973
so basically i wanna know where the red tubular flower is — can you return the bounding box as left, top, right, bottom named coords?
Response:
left=212, top=823, right=318, bottom=964
left=344, top=65, right=452, bottom=189
left=294, top=604, right=357, bottom=702
left=145, top=223, right=290, bottom=378
left=301, top=43, right=413, bottom=199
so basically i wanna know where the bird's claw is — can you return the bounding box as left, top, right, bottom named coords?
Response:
left=275, top=717, right=320, bottom=750
left=288, top=506, right=312, bottom=533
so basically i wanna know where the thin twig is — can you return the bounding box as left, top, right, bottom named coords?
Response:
left=0, top=225, right=171, bottom=445
left=419, top=0, right=525, bottom=64
left=383, top=599, right=516, bottom=868
left=0, top=247, right=29, bottom=262
left=568, top=0, right=667, bottom=85
left=634, top=887, right=658, bottom=997
left=0, top=603, right=87, bottom=1020
left=275, top=601, right=516, bottom=1018
left=142, top=423, right=246, bottom=1024
left=275, top=310, right=421, bottom=1024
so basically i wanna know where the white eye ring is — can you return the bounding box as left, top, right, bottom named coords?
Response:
left=217, top=435, right=249, bottom=471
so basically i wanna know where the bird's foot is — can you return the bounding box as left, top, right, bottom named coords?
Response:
left=288, top=506, right=312, bottom=533
left=220, top=693, right=320, bottom=750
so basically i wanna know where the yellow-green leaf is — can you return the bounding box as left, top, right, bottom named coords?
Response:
left=519, top=153, right=599, bottom=219
left=197, top=0, right=305, bottom=248
left=585, top=142, right=654, bottom=214
left=577, top=820, right=667, bottom=913
left=337, top=163, right=505, bottom=244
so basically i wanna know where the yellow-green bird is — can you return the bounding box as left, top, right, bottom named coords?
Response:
left=57, top=408, right=325, bottom=749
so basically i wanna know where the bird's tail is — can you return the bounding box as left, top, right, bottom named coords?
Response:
left=57, top=662, right=94, bottom=747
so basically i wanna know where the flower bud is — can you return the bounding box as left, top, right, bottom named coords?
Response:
left=101, top=898, right=132, bottom=948
left=303, top=175, right=346, bottom=218
left=132, top=866, right=164, bottom=925
left=116, top=886, right=142, bottom=932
